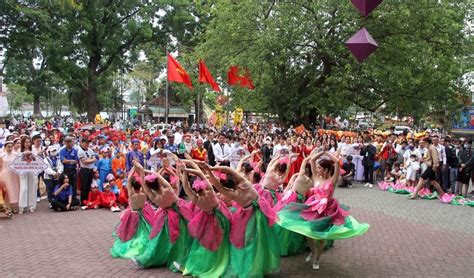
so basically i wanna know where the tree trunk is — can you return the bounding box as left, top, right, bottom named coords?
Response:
left=85, top=77, right=100, bottom=122
left=33, top=94, right=42, bottom=118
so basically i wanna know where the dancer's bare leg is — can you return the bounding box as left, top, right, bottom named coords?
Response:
left=306, top=237, right=316, bottom=254
left=305, top=237, right=315, bottom=261
left=315, top=240, right=325, bottom=260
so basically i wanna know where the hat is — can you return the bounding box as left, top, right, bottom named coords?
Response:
left=183, top=133, right=191, bottom=139
left=101, top=147, right=110, bottom=152
left=131, top=138, right=140, bottom=144
left=196, top=139, right=203, bottom=144
left=106, top=173, right=115, bottom=181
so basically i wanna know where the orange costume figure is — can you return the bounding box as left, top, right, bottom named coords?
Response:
left=82, top=184, right=101, bottom=210
left=191, top=139, right=207, bottom=162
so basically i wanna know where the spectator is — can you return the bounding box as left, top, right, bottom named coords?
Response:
left=361, top=137, right=377, bottom=188
left=43, top=146, right=63, bottom=208
left=18, top=136, right=38, bottom=214
left=59, top=136, right=79, bottom=198
left=77, top=138, right=97, bottom=203
left=339, top=155, right=355, bottom=188
left=51, top=174, right=80, bottom=212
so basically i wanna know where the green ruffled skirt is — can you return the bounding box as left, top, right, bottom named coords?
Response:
left=132, top=216, right=190, bottom=270
left=180, top=209, right=231, bottom=278
left=224, top=207, right=280, bottom=278
left=277, top=203, right=369, bottom=240
left=110, top=212, right=151, bottom=259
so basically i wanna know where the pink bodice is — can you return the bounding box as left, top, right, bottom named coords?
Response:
left=301, top=180, right=348, bottom=225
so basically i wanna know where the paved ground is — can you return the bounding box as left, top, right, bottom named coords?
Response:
left=1, top=185, right=473, bottom=278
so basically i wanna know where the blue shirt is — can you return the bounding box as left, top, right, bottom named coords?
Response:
left=59, top=147, right=78, bottom=169
left=126, top=150, right=144, bottom=171
left=164, top=144, right=178, bottom=154
left=53, top=184, right=72, bottom=201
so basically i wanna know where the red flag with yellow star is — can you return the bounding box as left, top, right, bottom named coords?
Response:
left=167, top=54, right=193, bottom=89
left=198, top=59, right=221, bottom=92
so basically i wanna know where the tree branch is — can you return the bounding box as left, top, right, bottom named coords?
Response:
left=111, top=8, right=140, bottom=29
left=96, top=32, right=139, bottom=75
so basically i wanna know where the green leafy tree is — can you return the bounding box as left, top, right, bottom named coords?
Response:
left=196, top=0, right=473, bottom=125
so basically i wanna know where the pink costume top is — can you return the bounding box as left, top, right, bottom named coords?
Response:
left=116, top=192, right=155, bottom=242
left=254, top=183, right=281, bottom=207
left=149, top=187, right=192, bottom=242
left=188, top=180, right=233, bottom=251
left=228, top=184, right=277, bottom=248
left=300, top=180, right=348, bottom=226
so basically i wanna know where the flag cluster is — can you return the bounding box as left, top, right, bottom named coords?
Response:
left=167, top=54, right=255, bottom=92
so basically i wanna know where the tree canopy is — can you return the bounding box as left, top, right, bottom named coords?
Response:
left=1, top=0, right=472, bottom=125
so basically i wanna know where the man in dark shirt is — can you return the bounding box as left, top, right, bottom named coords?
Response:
left=340, top=155, right=356, bottom=188
left=361, top=137, right=377, bottom=187
left=59, top=136, right=78, bottom=197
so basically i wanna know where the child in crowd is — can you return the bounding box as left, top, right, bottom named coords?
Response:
left=384, top=171, right=395, bottom=183
left=112, top=152, right=126, bottom=177
left=91, top=168, right=103, bottom=191
left=97, top=147, right=112, bottom=184
left=390, top=163, right=403, bottom=181
left=404, top=154, right=420, bottom=187
left=340, top=155, right=355, bottom=188
left=81, top=183, right=101, bottom=210
left=100, top=182, right=121, bottom=212
left=106, top=173, right=120, bottom=197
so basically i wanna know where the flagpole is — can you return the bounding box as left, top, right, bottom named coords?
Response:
left=165, top=48, right=169, bottom=125
left=197, top=89, right=200, bottom=126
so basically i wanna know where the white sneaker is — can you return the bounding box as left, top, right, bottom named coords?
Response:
left=364, top=183, right=369, bottom=187
left=312, top=260, right=320, bottom=270
left=305, top=253, right=313, bottom=262
left=36, top=197, right=41, bottom=203
left=110, top=207, right=115, bottom=212
left=132, top=257, right=144, bottom=269
left=368, top=184, right=373, bottom=188
left=81, top=206, right=88, bottom=210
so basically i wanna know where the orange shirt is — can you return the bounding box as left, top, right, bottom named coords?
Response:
left=112, top=157, right=126, bottom=176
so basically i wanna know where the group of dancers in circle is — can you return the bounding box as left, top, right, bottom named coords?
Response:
left=110, top=150, right=369, bottom=277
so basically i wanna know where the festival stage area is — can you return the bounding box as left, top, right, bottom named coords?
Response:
left=1, top=186, right=472, bottom=278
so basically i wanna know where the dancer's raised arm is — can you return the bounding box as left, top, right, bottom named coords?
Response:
left=323, top=151, right=340, bottom=187
left=180, top=169, right=197, bottom=202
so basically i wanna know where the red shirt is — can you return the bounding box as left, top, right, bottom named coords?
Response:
left=100, top=191, right=116, bottom=203
left=191, top=147, right=207, bottom=161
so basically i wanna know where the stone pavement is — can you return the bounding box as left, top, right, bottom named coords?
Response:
left=1, top=185, right=473, bottom=278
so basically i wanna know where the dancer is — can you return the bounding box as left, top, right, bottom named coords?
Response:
left=256, top=154, right=290, bottom=207
left=110, top=165, right=154, bottom=259
left=408, top=137, right=445, bottom=199
left=274, top=154, right=317, bottom=256
left=277, top=151, right=369, bottom=270
left=200, top=162, right=280, bottom=277
left=174, top=165, right=233, bottom=277
left=132, top=161, right=192, bottom=271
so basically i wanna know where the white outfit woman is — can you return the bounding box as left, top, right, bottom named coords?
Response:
left=19, top=151, right=39, bottom=212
